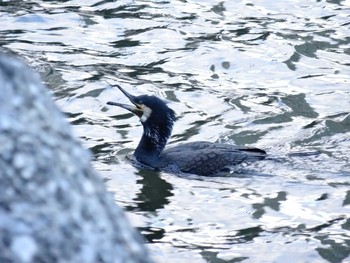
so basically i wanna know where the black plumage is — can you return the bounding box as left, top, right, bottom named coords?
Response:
left=107, top=85, right=266, bottom=176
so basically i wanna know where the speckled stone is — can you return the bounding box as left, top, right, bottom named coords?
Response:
left=0, top=53, right=152, bottom=263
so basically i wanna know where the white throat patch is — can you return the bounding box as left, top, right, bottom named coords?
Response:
left=140, top=105, right=152, bottom=122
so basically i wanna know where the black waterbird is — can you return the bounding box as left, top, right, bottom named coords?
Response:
left=107, top=85, right=266, bottom=176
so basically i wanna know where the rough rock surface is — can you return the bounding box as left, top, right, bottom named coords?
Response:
left=0, top=53, right=152, bottom=263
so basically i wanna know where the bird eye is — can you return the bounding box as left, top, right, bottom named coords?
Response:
left=133, top=98, right=144, bottom=108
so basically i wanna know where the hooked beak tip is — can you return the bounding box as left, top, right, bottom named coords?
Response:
left=107, top=101, right=117, bottom=106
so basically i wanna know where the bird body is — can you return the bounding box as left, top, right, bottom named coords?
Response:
left=159, top=141, right=266, bottom=176
left=108, top=85, right=266, bottom=176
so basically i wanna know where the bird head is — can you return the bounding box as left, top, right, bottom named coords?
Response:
left=107, top=85, right=176, bottom=151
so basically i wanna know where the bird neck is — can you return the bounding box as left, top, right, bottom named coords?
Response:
left=134, top=123, right=172, bottom=164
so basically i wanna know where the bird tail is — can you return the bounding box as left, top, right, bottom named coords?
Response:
left=264, top=150, right=320, bottom=162
left=240, top=148, right=267, bottom=161
left=286, top=151, right=320, bottom=157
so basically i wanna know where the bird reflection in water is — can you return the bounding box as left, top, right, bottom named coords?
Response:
left=125, top=169, right=173, bottom=243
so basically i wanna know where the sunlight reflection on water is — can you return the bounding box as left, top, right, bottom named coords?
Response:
left=1, top=0, right=350, bottom=262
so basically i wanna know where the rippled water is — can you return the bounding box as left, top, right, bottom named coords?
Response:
left=1, top=0, right=350, bottom=262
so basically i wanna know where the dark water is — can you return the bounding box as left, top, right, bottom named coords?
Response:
left=1, top=0, right=350, bottom=262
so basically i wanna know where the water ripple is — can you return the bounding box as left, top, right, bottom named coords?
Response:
left=1, top=0, right=350, bottom=262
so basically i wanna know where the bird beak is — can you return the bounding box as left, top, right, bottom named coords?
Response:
left=107, top=85, right=144, bottom=117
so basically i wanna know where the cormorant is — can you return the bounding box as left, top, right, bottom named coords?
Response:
left=107, top=85, right=266, bottom=176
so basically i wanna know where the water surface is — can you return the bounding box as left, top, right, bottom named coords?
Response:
left=1, top=0, right=350, bottom=262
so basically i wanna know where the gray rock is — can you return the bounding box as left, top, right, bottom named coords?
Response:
left=0, top=53, right=153, bottom=263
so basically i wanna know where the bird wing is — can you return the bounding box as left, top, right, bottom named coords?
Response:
left=160, top=143, right=266, bottom=176
left=162, top=141, right=216, bottom=152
